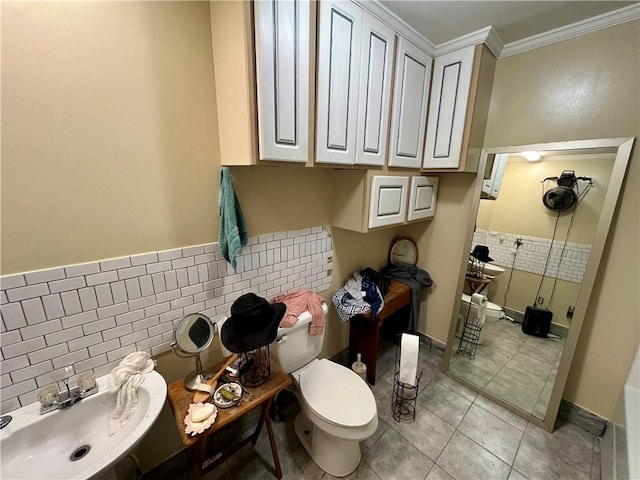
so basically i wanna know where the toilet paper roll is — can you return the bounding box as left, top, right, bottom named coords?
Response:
left=470, top=293, right=488, bottom=307
left=470, top=293, right=487, bottom=326
left=399, top=333, right=419, bottom=386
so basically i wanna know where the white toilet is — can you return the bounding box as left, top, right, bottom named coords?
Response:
left=270, top=304, right=378, bottom=477
left=457, top=293, right=503, bottom=344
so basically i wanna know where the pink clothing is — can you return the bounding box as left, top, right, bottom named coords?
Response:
left=274, top=289, right=325, bottom=336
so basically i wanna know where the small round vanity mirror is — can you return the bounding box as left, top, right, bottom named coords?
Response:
left=174, top=313, right=215, bottom=354
left=171, top=313, right=217, bottom=391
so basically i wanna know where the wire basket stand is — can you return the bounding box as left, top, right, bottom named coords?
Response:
left=391, top=337, right=422, bottom=422
left=239, top=345, right=271, bottom=387
left=456, top=301, right=484, bottom=359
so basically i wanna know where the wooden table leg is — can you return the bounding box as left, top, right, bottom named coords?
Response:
left=265, top=408, right=283, bottom=479
left=350, top=315, right=381, bottom=385
left=249, top=398, right=283, bottom=479
left=188, top=440, right=205, bottom=480
left=251, top=398, right=272, bottom=445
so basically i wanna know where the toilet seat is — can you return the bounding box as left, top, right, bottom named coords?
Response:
left=298, top=359, right=376, bottom=428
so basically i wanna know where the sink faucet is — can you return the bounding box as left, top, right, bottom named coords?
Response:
left=37, top=366, right=98, bottom=415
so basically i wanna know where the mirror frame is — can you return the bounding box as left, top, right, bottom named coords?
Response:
left=442, top=137, right=634, bottom=432
left=172, top=312, right=216, bottom=354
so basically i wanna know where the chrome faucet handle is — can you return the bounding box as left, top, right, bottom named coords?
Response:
left=77, top=372, right=97, bottom=393
left=37, top=384, right=60, bottom=410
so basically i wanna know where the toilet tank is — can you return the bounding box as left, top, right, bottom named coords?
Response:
left=270, top=303, right=328, bottom=374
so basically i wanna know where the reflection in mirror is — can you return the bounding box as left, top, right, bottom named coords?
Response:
left=171, top=313, right=217, bottom=390
left=175, top=314, right=215, bottom=353
left=443, top=138, right=634, bottom=431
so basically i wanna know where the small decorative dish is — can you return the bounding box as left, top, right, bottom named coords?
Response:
left=213, top=382, right=243, bottom=408
left=184, top=402, right=218, bottom=436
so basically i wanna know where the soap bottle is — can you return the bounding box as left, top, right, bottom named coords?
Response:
left=352, top=353, right=367, bottom=382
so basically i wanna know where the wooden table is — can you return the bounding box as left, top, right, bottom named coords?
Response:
left=464, top=274, right=493, bottom=295
left=348, top=279, right=412, bottom=385
left=166, top=356, right=291, bottom=479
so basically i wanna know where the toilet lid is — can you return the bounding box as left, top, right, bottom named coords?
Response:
left=299, top=359, right=376, bottom=428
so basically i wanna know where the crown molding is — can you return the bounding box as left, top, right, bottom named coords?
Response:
left=434, top=26, right=503, bottom=57
left=353, top=1, right=638, bottom=60
left=483, top=27, right=505, bottom=58
left=353, top=0, right=435, bottom=55
left=500, top=4, right=640, bottom=58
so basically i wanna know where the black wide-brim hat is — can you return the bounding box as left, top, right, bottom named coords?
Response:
left=471, top=245, right=494, bottom=263
left=221, top=293, right=286, bottom=353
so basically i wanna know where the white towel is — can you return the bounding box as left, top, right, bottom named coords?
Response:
left=107, top=351, right=155, bottom=435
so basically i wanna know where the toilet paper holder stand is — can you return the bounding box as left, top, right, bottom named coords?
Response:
left=456, top=295, right=487, bottom=359
left=392, top=337, right=423, bottom=422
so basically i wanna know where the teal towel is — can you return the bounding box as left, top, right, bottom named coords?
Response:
left=219, top=167, right=248, bottom=271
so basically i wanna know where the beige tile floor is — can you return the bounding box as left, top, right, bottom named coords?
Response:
left=449, top=318, right=564, bottom=417
left=174, top=340, right=599, bottom=480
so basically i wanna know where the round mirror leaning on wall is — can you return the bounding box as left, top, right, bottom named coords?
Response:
left=171, top=313, right=217, bottom=391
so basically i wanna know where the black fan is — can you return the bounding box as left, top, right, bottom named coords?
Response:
left=542, top=170, right=581, bottom=212
left=542, top=186, right=578, bottom=211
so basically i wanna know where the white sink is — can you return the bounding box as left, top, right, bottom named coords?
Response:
left=468, top=260, right=506, bottom=277
left=1, top=370, right=166, bottom=480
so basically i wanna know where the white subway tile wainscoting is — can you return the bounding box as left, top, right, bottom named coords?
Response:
left=0, top=226, right=333, bottom=414
left=473, top=229, right=591, bottom=284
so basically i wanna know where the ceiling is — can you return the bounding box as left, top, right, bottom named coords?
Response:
left=379, top=1, right=638, bottom=45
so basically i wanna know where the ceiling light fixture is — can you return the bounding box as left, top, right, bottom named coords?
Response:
left=522, top=151, right=541, bottom=161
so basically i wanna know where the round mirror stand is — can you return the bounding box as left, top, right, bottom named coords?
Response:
left=181, top=350, right=217, bottom=391
left=171, top=313, right=218, bottom=391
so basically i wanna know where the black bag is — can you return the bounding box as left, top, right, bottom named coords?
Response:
left=522, top=305, right=553, bottom=338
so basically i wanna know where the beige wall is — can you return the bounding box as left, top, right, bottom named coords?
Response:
left=1, top=1, right=220, bottom=274
left=419, top=173, right=479, bottom=342
left=483, top=20, right=640, bottom=418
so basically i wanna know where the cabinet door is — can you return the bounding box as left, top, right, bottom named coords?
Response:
left=254, top=0, right=311, bottom=162
left=369, top=176, right=409, bottom=229
left=388, top=38, right=432, bottom=169
left=316, top=1, right=363, bottom=165
left=423, top=45, right=476, bottom=169
left=355, top=15, right=395, bottom=166
left=482, top=153, right=508, bottom=198
left=407, top=176, right=438, bottom=221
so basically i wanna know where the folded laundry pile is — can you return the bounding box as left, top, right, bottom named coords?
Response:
left=332, top=271, right=385, bottom=322
left=332, top=265, right=433, bottom=332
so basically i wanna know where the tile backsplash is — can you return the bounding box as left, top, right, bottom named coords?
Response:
left=0, top=226, right=333, bottom=413
left=473, top=229, right=590, bottom=284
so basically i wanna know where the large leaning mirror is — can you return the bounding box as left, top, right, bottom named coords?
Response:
left=443, top=137, right=634, bottom=432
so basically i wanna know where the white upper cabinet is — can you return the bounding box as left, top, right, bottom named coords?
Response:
left=254, top=0, right=311, bottom=162
left=331, top=170, right=438, bottom=233
left=423, top=45, right=476, bottom=169
left=482, top=153, right=508, bottom=199
left=369, top=176, right=409, bottom=229
left=315, top=1, right=363, bottom=165
left=407, top=176, right=438, bottom=221
left=388, top=37, right=433, bottom=169
left=355, top=15, right=396, bottom=166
